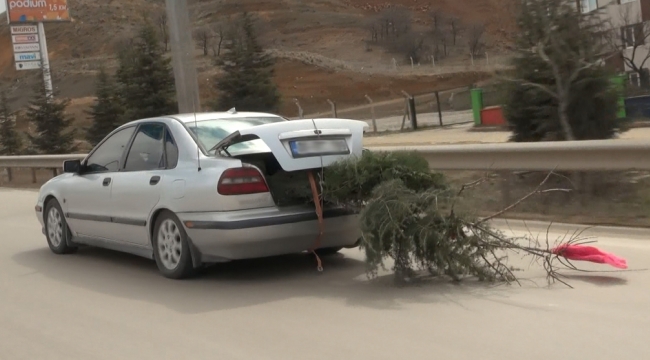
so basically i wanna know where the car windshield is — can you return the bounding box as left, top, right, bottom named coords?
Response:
left=187, top=116, right=286, bottom=155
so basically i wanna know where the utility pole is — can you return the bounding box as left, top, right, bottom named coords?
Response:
left=165, top=0, right=201, bottom=113
left=37, top=23, right=53, bottom=98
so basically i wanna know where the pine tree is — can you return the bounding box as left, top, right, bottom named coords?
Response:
left=86, top=67, right=124, bottom=147
left=504, top=0, right=623, bottom=141
left=0, top=91, right=22, bottom=155
left=26, top=79, right=77, bottom=154
left=116, top=21, right=177, bottom=121
left=213, top=12, right=281, bottom=112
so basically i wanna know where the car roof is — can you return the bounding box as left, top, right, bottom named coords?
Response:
left=168, top=112, right=286, bottom=124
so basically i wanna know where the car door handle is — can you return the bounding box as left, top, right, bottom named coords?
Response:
left=103, top=177, right=111, bottom=186
left=150, top=176, right=161, bottom=186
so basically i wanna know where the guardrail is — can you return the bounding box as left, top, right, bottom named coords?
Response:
left=0, top=140, right=650, bottom=183
left=1, top=140, right=650, bottom=183
left=369, top=139, right=650, bottom=171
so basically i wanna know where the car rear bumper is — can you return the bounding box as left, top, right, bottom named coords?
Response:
left=177, top=206, right=361, bottom=262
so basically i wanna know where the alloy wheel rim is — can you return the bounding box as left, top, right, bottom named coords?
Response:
left=158, top=219, right=182, bottom=270
left=47, top=207, right=64, bottom=247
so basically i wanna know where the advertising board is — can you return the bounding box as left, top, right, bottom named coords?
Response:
left=6, top=0, right=70, bottom=23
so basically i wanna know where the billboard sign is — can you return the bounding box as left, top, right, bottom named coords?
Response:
left=15, top=61, right=42, bottom=71
left=14, top=52, right=41, bottom=62
left=6, top=0, right=71, bottom=23
left=10, top=24, right=38, bottom=34
left=12, top=34, right=39, bottom=43
left=13, top=43, right=40, bottom=52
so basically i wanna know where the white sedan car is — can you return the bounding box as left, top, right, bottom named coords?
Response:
left=35, top=111, right=367, bottom=279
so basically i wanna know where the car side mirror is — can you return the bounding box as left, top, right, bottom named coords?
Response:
left=63, top=159, right=82, bottom=174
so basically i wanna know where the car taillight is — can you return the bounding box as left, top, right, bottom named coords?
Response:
left=217, top=167, right=269, bottom=195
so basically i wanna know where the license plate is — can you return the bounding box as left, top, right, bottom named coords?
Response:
left=289, top=139, right=350, bottom=158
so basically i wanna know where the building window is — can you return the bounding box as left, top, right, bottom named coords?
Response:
left=621, top=25, right=636, bottom=47
left=581, top=0, right=598, bottom=13
left=629, top=72, right=640, bottom=87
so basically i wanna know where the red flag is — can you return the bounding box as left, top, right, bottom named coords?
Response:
left=551, top=244, right=628, bottom=269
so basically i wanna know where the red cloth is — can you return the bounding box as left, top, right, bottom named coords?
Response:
left=551, top=244, right=628, bottom=269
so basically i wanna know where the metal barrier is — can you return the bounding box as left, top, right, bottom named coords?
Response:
left=1, top=140, right=649, bottom=183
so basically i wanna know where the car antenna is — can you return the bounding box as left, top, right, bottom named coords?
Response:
left=193, top=97, right=202, bottom=172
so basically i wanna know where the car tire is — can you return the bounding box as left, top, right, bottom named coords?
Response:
left=315, top=247, right=343, bottom=256
left=44, top=199, right=77, bottom=255
left=153, top=211, right=195, bottom=279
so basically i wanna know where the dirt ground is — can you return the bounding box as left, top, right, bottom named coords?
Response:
left=1, top=0, right=508, bottom=131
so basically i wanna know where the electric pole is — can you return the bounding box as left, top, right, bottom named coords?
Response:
left=165, top=0, right=201, bottom=113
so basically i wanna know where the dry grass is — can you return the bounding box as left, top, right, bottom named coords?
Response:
left=446, top=170, right=650, bottom=228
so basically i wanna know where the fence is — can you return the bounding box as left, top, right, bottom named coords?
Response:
left=291, top=84, right=508, bottom=133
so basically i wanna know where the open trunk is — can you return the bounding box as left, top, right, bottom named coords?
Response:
left=236, top=152, right=320, bottom=207
left=215, top=118, right=368, bottom=207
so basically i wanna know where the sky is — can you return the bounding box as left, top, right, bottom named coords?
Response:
left=0, top=2, right=5, bottom=14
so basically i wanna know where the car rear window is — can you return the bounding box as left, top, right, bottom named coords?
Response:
left=187, top=116, right=286, bottom=154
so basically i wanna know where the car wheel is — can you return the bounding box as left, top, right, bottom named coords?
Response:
left=44, top=199, right=77, bottom=255
left=315, top=247, right=343, bottom=256
left=153, top=211, right=194, bottom=279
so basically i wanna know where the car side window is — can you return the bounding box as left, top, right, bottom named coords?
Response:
left=165, top=128, right=179, bottom=168
left=85, top=126, right=136, bottom=173
left=124, top=124, right=166, bottom=172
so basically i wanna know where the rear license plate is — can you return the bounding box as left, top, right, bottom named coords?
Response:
left=289, top=139, right=350, bottom=158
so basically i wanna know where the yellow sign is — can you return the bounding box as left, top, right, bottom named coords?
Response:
left=6, top=0, right=71, bottom=23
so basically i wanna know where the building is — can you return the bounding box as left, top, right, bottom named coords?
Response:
left=581, top=0, right=650, bottom=86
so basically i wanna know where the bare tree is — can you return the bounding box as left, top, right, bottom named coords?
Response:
left=377, top=6, right=412, bottom=41
left=604, top=6, right=650, bottom=88
left=193, top=27, right=213, bottom=56
left=430, top=9, right=449, bottom=59
left=468, top=23, right=486, bottom=57
left=155, top=10, right=170, bottom=52
left=370, top=6, right=419, bottom=61
left=387, top=34, right=426, bottom=63
left=448, top=16, right=462, bottom=46
left=211, top=22, right=226, bottom=57
left=366, top=18, right=379, bottom=43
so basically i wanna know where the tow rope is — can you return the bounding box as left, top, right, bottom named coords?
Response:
left=307, top=171, right=324, bottom=272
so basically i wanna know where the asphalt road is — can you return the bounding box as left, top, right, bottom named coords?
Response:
left=1, top=188, right=649, bottom=360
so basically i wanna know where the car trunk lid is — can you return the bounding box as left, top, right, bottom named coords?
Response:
left=212, top=118, right=367, bottom=172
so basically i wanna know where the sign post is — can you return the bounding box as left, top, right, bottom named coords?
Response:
left=6, top=0, right=71, bottom=97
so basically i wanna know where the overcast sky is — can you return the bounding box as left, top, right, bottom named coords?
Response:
left=0, top=2, right=5, bottom=14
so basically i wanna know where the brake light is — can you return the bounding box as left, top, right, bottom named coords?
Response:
left=217, top=167, right=269, bottom=195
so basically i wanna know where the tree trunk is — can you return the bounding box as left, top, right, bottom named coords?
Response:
left=557, top=87, right=575, bottom=141
left=640, top=68, right=650, bottom=89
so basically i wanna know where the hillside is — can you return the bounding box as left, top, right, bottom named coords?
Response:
left=0, top=0, right=516, bottom=120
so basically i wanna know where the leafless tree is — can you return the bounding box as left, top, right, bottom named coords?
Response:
left=155, top=10, right=170, bottom=52
left=448, top=16, right=462, bottom=46
left=430, top=9, right=449, bottom=60
left=377, top=6, right=412, bottom=41
left=387, top=34, right=426, bottom=63
left=369, top=6, right=420, bottom=61
left=468, top=23, right=486, bottom=57
left=193, top=27, right=213, bottom=56
left=604, top=6, right=650, bottom=88
left=366, top=18, right=379, bottom=43
left=211, top=22, right=226, bottom=57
